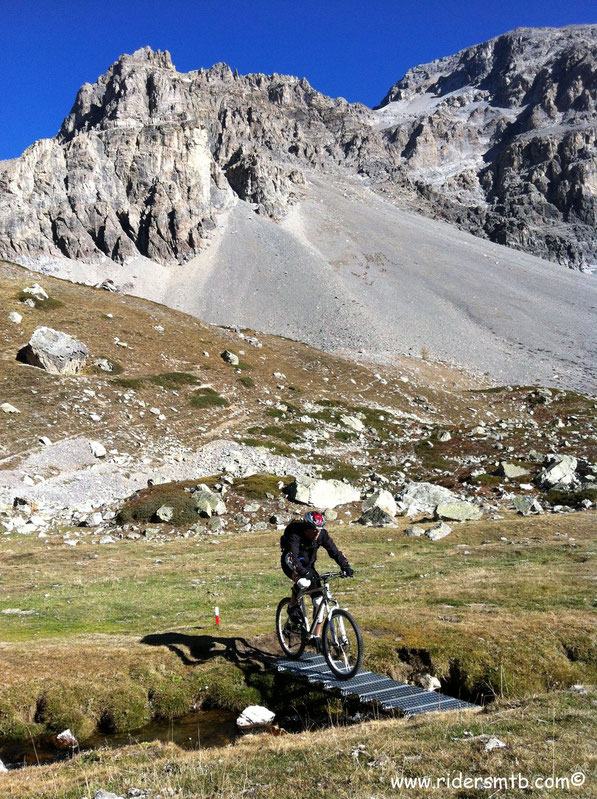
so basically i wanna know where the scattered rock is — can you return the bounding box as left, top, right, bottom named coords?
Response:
left=498, top=462, right=530, bottom=479
left=340, top=414, right=365, bottom=433
left=535, top=454, right=578, bottom=488
left=23, top=283, right=49, bottom=301
left=362, top=489, right=397, bottom=518
left=17, top=326, right=88, bottom=374
left=8, top=311, right=22, bottom=324
left=1, top=403, right=20, bottom=414
left=418, top=674, right=441, bottom=691
left=221, top=350, right=239, bottom=366
left=485, top=736, right=507, bottom=751
left=94, top=358, right=114, bottom=372
left=396, top=482, right=457, bottom=517
left=404, top=524, right=425, bottom=537
left=437, top=431, right=452, bottom=442
left=99, top=535, right=115, bottom=544
left=513, top=496, right=543, bottom=516
left=288, top=476, right=360, bottom=509
left=425, top=521, right=452, bottom=541
left=358, top=506, right=395, bottom=527
left=55, top=728, right=78, bottom=748
left=434, top=501, right=483, bottom=522
left=90, top=441, right=107, bottom=458
left=155, top=505, right=174, bottom=522
left=93, top=791, right=126, bottom=799
left=236, top=705, right=275, bottom=731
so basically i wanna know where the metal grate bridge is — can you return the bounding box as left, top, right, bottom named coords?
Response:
left=273, top=654, right=478, bottom=716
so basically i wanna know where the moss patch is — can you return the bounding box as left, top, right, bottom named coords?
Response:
left=149, top=372, right=200, bottom=389
left=115, top=482, right=199, bottom=526
left=190, top=387, right=229, bottom=408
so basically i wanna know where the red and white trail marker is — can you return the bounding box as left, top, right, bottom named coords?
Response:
left=215, top=606, right=220, bottom=626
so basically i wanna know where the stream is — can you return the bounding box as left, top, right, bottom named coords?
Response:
left=0, top=709, right=238, bottom=770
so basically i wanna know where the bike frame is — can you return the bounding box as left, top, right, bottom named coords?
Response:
left=296, top=572, right=347, bottom=640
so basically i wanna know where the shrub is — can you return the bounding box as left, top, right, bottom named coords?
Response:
left=116, top=482, right=199, bottom=526
left=238, top=375, right=255, bottom=388
left=190, top=388, right=229, bottom=408
left=233, top=474, right=294, bottom=499
left=149, top=372, right=200, bottom=389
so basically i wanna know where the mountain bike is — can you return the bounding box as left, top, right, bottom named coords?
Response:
left=275, top=571, right=363, bottom=679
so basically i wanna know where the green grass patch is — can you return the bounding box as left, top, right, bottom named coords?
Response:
left=233, top=474, right=294, bottom=500
left=148, top=372, right=200, bottom=389
left=113, top=377, right=146, bottom=390
left=238, top=375, right=255, bottom=388
left=545, top=488, right=597, bottom=507
left=320, top=461, right=361, bottom=481
left=335, top=430, right=357, bottom=443
left=115, top=482, right=199, bottom=526
left=16, top=291, right=64, bottom=310
left=190, top=387, right=229, bottom=408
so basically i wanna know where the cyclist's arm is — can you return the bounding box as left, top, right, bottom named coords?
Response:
left=287, top=532, right=309, bottom=577
left=320, top=530, right=349, bottom=570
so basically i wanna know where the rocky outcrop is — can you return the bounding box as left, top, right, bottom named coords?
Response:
left=376, top=26, right=597, bottom=270
left=1, top=28, right=594, bottom=271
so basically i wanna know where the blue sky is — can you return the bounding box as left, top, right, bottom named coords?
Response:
left=2, top=0, right=595, bottom=159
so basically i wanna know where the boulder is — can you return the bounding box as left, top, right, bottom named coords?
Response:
left=155, top=505, right=174, bottom=522
left=535, top=454, right=578, bottom=488
left=55, top=728, right=78, bottom=748
left=358, top=506, right=395, bottom=527
left=437, top=431, right=452, bottom=442
left=425, top=521, right=452, bottom=541
left=362, top=489, right=397, bottom=518
left=221, top=350, right=239, bottom=366
left=0, top=758, right=7, bottom=772
left=1, top=403, right=20, bottom=414
left=485, top=737, right=506, bottom=751
left=94, top=358, right=114, bottom=372
left=418, top=674, right=441, bottom=691
left=513, top=496, right=543, bottom=516
left=18, top=327, right=88, bottom=374
left=90, top=441, right=107, bottom=458
left=498, top=462, right=530, bottom=479
left=193, top=489, right=226, bottom=517
left=434, top=502, right=483, bottom=522
left=288, top=476, right=360, bottom=509
left=404, top=524, right=425, bottom=537
left=83, top=511, right=104, bottom=527
left=236, top=705, right=275, bottom=731
left=340, top=414, right=365, bottom=433
left=23, top=283, right=49, bottom=301
left=8, top=311, right=22, bottom=324
left=395, top=482, right=457, bottom=517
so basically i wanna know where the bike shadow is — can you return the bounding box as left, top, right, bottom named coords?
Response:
left=140, top=630, right=276, bottom=669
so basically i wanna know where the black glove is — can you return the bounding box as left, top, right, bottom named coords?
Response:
left=341, top=565, right=354, bottom=577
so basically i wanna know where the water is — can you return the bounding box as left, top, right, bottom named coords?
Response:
left=0, top=709, right=238, bottom=770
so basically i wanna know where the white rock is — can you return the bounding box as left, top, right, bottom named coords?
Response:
left=99, top=535, right=115, bottom=544
left=340, top=414, right=365, bottom=433
left=90, top=441, right=107, bottom=458
left=0, top=758, right=7, bottom=772
left=221, top=350, right=239, bottom=366
left=289, top=476, right=360, bottom=509
left=93, top=791, right=126, bottom=799
left=418, top=674, right=441, bottom=691
left=8, top=311, right=22, bottom=324
left=18, top=326, right=88, bottom=374
left=485, top=736, right=506, bottom=751
left=23, top=283, right=49, bottom=300
left=1, top=403, right=20, bottom=414
left=39, top=436, right=52, bottom=446
left=396, top=482, right=457, bottom=517
left=56, top=728, right=78, bottom=748
left=362, top=489, right=397, bottom=518
left=425, top=521, right=452, bottom=541
left=236, top=705, right=275, bottom=730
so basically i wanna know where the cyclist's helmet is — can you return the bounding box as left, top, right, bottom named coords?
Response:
left=304, top=511, right=325, bottom=530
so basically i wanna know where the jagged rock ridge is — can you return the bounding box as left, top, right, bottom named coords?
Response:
left=0, top=26, right=595, bottom=269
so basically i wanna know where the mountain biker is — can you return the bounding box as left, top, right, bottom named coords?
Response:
left=280, top=511, right=354, bottom=650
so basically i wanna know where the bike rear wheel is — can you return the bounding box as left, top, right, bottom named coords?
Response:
left=322, top=609, right=363, bottom=679
left=276, top=597, right=307, bottom=659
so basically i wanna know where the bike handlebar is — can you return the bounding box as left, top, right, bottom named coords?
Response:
left=318, top=571, right=354, bottom=581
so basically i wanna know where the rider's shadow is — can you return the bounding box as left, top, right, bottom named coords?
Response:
left=140, top=631, right=274, bottom=668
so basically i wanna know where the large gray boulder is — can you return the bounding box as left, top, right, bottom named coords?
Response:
left=434, top=502, right=483, bottom=522
left=358, top=506, right=395, bottom=527
left=362, top=489, right=397, bottom=518
left=498, top=462, right=529, bottom=479
left=535, top=454, right=578, bottom=489
left=192, top=488, right=226, bottom=517
left=18, top=327, right=88, bottom=375
left=425, top=521, right=452, bottom=541
left=396, top=482, right=457, bottom=517
left=288, top=476, right=360, bottom=509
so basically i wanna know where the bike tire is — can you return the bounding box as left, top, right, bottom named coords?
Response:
left=322, top=608, right=363, bottom=679
left=275, top=597, right=307, bottom=659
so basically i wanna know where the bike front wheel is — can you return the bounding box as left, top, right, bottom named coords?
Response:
left=276, top=597, right=307, bottom=659
left=322, top=609, right=363, bottom=679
